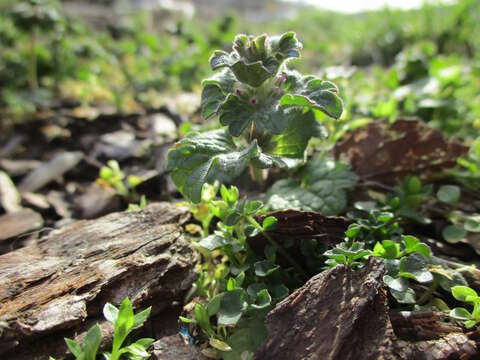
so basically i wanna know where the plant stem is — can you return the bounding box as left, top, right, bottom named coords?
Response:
left=29, top=25, right=38, bottom=90
left=247, top=215, right=308, bottom=280
left=417, top=279, right=439, bottom=305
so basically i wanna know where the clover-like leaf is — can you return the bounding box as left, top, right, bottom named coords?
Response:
left=449, top=307, right=472, bottom=321
left=390, top=287, right=416, bottom=304
left=254, top=260, right=280, bottom=277
left=437, top=185, right=460, bottom=205
left=399, top=253, right=433, bottom=283
left=198, top=233, right=228, bottom=251
left=265, top=159, right=357, bottom=214
left=217, top=289, right=247, bottom=326
left=442, top=225, right=466, bottom=243
left=221, top=317, right=269, bottom=360
left=402, top=235, right=431, bottom=258
left=451, top=285, right=478, bottom=303
left=383, top=275, right=409, bottom=292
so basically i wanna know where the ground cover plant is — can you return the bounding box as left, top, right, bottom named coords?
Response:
left=166, top=31, right=480, bottom=359
left=1, top=1, right=480, bottom=359
left=50, top=298, right=153, bottom=360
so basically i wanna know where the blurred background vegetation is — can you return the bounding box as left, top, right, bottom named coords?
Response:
left=0, top=0, right=479, bottom=140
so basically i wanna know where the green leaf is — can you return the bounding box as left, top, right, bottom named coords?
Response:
left=451, top=286, right=478, bottom=302
left=465, top=319, right=478, bottom=329
left=254, top=260, right=280, bottom=277
left=383, top=275, right=408, bottom=292
left=195, top=303, right=213, bottom=336
left=390, top=287, right=416, bottom=304
left=399, top=253, right=433, bottom=283
left=135, top=338, right=155, bottom=348
left=230, top=60, right=273, bottom=87
left=245, top=200, right=263, bottom=214
left=449, top=307, right=472, bottom=321
left=198, top=234, right=227, bottom=251
left=82, top=324, right=102, bottom=360
left=113, top=298, right=135, bottom=352
left=65, top=338, right=82, bottom=358
left=133, top=306, right=151, bottom=329
left=217, top=289, right=247, bottom=326
left=210, top=50, right=231, bottom=70
left=262, top=109, right=324, bottom=159
left=345, top=224, right=361, bottom=239
left=219, top=93, right=291, bottom=136
left=221, top=317, right=269, bottom=360
left=201, top=84, right=227, bottom=119
left=465, top=216, right=480, bottom=233
left=119, top=343, right=150, bottom=357
left=280, top=91, right=343, bottom=119
left=265, top=159, right=357, bottom=215
left=280, top=74, right=343, bottom=119
left=442, top=225, right=467, bottom=243
left=262, top=216, right=278, bottom=231
left=251, top=289, right=272, bottom=309
left=168, top=130, right=262, bottom=203
left=437, top=185, right=460, bottom=205
left=103, top=303, right=119, bottom=324
left=210, top=338, right=233, bottom=352
left=402, top=235, right=431, bottom=258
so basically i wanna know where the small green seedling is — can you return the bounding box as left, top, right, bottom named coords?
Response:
left=324, top=241, right=370, bottom=269
left=449, top=285, right=480, bottom=329
left=51, top=297, right=153, bottom=360
left=99, top=160, right=145, bottom=201
left=168, top=32, right=343, bottom=203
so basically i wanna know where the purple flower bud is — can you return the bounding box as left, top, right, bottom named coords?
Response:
left=236, top=89, right=242, bottom=97
left=280, top=73, right=287, bottom=83
left=250, top=97, right=258, bottom=105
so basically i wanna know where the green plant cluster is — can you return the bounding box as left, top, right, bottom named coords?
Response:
left=168, top=32, right=343, bottom=203
left=181, top=183, right=297, bottom=359
left=50, top=297, right=153, bottom=360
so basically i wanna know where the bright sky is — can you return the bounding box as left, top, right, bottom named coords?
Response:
left=286, top=0, right=457, bottom=13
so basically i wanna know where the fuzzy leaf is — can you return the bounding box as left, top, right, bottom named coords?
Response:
left=219, top=94, right=290, bottom=137
left=168, top=130, right=261, bottom=203
left=262, top=109, right=324, bottom=159
left=231, top=60, right=273, bottom=87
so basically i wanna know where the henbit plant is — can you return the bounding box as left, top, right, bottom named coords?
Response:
left=50, top=297, right=153, bottom=360
left=449, top=285, right=480, bottom=329
left=167, top=32, right=344, bottom=203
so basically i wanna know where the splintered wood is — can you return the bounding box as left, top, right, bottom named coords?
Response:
left=0, top=203, right=197, bottom=360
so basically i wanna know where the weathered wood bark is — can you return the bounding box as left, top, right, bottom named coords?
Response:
left=0, top=202, right=197, bottom=360
left=255, top=258, right=480, bottom=360
left=152, top=334, right=206, bottom=360
left=255, top=258, right=395, bottom=360
left=250, top=210, right=350, bottom=267
left=0, top=208, right=43, bottom=246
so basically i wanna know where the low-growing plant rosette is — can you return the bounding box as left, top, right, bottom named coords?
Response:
left=168, top=32, right=344, bottom=203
